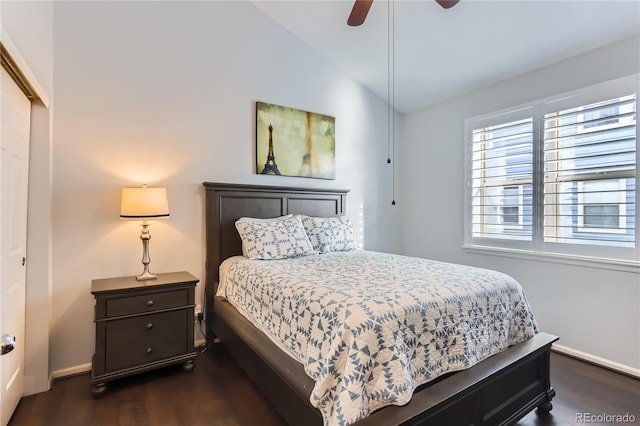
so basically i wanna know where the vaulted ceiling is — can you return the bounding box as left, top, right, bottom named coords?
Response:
left=253, top=0, right=640, bottom=113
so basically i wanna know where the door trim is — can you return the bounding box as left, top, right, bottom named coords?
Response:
left=0, top=25, right=48, bottom=107
left=0, top=23, right=53, bottom=400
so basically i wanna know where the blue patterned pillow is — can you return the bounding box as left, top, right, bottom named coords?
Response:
left=299, top=215, right=357, bottom=253
left=235, top=215, right=315, bottom=260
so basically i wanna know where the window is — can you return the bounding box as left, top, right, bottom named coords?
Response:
left=502, top=186, right=522, bottom=226
left=471, top=117, right=533, bottom=242
left=466, top=76, right=638, bottom=262
left=577, top=179, right=626, bottom=233
left=581, top=103, right=620, bottom=131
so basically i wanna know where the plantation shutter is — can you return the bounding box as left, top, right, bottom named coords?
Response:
left=470, top=117, right=533, bottom=245
left=466, top=77, right=638, bottom=262
left=543, top=95, right=636, bottom=248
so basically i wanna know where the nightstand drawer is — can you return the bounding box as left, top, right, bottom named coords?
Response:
left=105, top=310, right=187, bottom=345
left=105, top=337, right=186, bottom=372
left=105, top=329, right=188, bottom=371
left=106, top=289, right=188, bottom=317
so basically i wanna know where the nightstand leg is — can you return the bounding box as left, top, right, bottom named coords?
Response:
left=182, top=359, right=196, bottom=373
left=91, top=382, right=108, bottom=398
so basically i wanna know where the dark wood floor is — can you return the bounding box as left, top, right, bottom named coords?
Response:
left=9, top=343, right=639, bottom=426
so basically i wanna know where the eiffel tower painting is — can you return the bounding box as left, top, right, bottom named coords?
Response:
left=261, top=124, right=281, bottom=175
left=256, top=101, right=335, bottom=179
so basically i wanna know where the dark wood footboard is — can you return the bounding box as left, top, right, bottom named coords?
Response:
left=367, top=332, right=557, bottom=426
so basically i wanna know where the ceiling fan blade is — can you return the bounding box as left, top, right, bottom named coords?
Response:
left=348, top=0, right=374, bottom=27
left=435, top=0, right=460, bottom=9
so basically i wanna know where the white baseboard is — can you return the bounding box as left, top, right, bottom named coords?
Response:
left=52, top=340, right=210, bottom=381
left=51, top=362, right=92, bottom=380
left=22, top=381, right=51, bottom=397
left=552, top=343, right=640, bottom=379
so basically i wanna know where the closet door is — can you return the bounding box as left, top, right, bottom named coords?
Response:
left=0, top=65, right=31, bottom=426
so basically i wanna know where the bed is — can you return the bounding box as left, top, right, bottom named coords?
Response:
left=203, top=181, right=558, bottom=426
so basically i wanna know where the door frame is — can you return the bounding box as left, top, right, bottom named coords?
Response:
left=1, top=23, right=51, bottom=404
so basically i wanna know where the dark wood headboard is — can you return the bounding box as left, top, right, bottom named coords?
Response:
left=202, top=182, right=348, bottom=314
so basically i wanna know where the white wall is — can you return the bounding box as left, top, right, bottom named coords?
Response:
left=1, top=1, right=54, bottom=395
left=398, top=36, right=640, bottom=371
left=51, top=1, right=396, bottom=374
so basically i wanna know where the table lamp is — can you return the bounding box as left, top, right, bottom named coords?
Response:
left=120, top=185, right=169, bottom=280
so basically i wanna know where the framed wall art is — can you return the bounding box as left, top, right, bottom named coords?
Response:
left=256, top=101, right=335, bottom=179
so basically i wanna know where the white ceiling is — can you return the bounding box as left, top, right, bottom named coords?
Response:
left=253, top=0, right=640, bottom=113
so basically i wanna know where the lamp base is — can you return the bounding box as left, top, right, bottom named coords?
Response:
left=137, top=222, right=157, bottom=281
left=136, top=270, right=157, bottom=281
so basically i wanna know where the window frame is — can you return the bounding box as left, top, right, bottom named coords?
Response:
left=464, top=75, right=639, bottom=268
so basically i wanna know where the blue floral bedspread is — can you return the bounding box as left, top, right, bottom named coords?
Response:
left=217, top=250, right=538, bottom=426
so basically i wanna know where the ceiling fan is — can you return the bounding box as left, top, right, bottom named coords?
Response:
left=347, top=0, right=460, bottom=26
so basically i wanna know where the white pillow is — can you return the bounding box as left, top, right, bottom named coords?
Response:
left=235, top=215, right=314, bottom=260
left=299, top=215, right=357, bottom=253
left=236, top=214, right=292, bottom=223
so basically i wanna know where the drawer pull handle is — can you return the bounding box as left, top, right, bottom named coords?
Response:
left=146, top=322, right=153, bottom=329
left=146, top=300, right=154, bottom=307
left=146, top=347, right=153, bottom=354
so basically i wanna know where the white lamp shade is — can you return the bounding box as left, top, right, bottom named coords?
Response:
left=120, top=186, right=170, bottom=219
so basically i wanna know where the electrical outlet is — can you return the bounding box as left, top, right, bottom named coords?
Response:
left=194, top=304, right=202, bottom=321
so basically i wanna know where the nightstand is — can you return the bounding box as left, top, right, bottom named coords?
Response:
left=90, top=271, right=199, bottom=397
